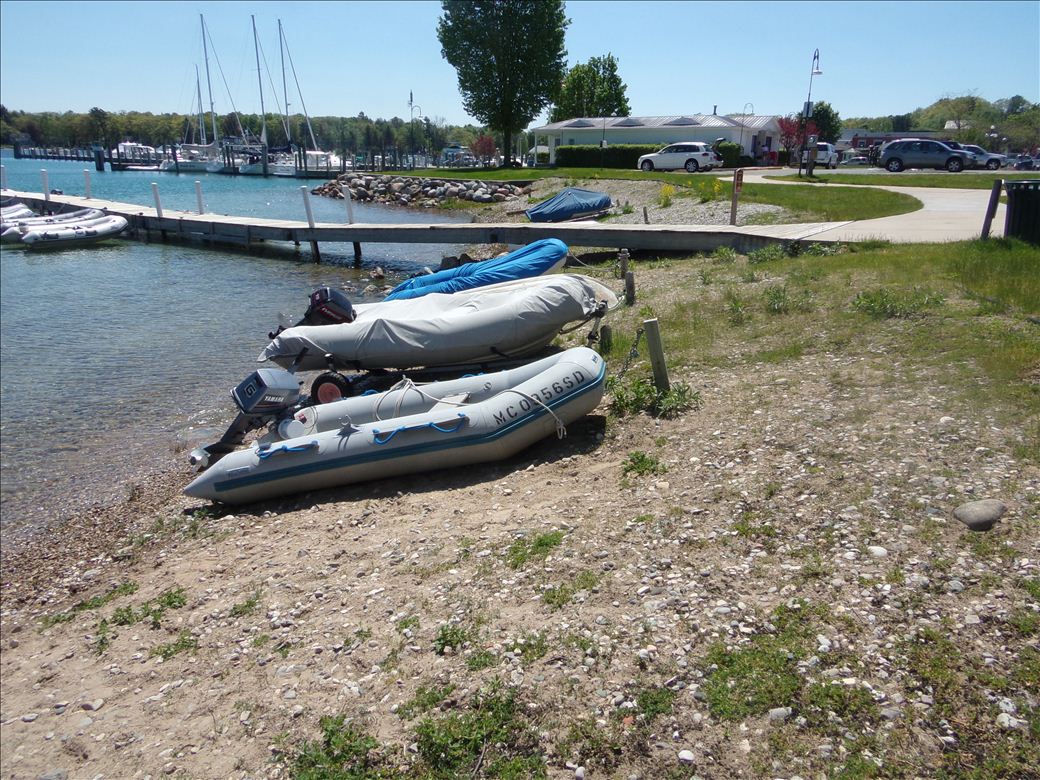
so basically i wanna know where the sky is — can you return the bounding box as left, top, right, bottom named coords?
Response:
left=1, top=0, right=1037, bottom=130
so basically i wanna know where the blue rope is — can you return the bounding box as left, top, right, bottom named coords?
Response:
left=372, top=413, right=468, bottom=445
left=257, top=440, right=319, bottom=460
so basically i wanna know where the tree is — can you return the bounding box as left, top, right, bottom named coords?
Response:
left=471, top=133, right=496, bottom=164
left=438, top=0, right=568, bottom=168
left=550, top=53, right=631, bottom=122
left=777, top=114, right=816, bottom=154
left=808, top=101, right=841, bottom=143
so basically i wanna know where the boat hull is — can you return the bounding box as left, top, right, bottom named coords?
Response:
left=185, top=347, right=606, bottom=504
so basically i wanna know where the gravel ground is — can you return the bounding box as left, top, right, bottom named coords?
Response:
left=1, top=181, right=1036, bottom=780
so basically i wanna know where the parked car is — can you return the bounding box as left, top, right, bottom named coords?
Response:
left=839, top=156, right=870, bottom=166
left=1011, top=155, right=1035, bottom=170
left=800, top=142, right=839, bottom=168
left=879, top=139, right=974, bottom=172
left=637, top=142, right=722, bottom=173
left=960, top=144, right=1004, bottom=170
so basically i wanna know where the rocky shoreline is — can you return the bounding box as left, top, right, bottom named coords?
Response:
left=311, top=173, right=531, bottom=208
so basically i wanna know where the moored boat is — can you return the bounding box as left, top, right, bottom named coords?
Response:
left=525, top=187, right=612, bottom=222
left=184, top=346, right=606, bottom=504
left=19, top=215, right=128, bottom=249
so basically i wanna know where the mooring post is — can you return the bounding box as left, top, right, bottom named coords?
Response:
left=1, top=165, right=7, bottom=190
left=83, top=169, right=91, bottom=199
left=42, top=169, right=49, bottom=203
left=624, top=270, right=636, bottom=305
left=643, top=317, right=670, bottom=393
left=195, top=180, right=205, bottom=215
left=342, top=183, right=355, bottom=223
left=980, top=178, right=1003, bottom=240
left=151, top=183, right=163, bottom=218
left=617, top=247, right=629, bottom=279
left=300, top=186, right=321, bottom=263
left=598, top=324, right=613, bottom=354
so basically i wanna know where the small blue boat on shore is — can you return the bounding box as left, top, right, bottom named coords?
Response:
left=524, top=188, right=612, bottom=223
left=384, top=238, right=568, bottom=301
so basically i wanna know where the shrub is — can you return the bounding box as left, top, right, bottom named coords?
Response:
left=658, top=184, right=675, bottom=208
left=853, top=287, right=945, bottom=319
left=555, top=143, right=662, bottom=169
left=748, top=243, right=789, bottom=264
left=608, top=375, right=699, bottom=419
left=717, top=141, right=741, bottom=168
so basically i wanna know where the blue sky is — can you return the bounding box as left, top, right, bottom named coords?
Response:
left=1, top=0, right=1037, bottom=129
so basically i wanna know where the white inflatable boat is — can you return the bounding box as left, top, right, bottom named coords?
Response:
left=259, top=274, right=618, bottom=372
left=184, top=346, right=606, bottom=504
left=19, top=215, right=128, bottom=249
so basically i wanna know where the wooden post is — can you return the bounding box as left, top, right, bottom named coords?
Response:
left=643, top=317, right=670, bottom=392
left=980, top=178, right=1003, bottom=240
left=730, top=168, right=744, bottom=226
left=624, top=270, right=636, bottom=305
left=300, top=186, right=320, bottom=262
left=642, top=206, right=649, bottom=224
left=83, top=169, right=91, bottom=199
left=598, top=324, right=613, bottom=354
left=195, top=180, right=205, bottom=215
left=42, top=170, right=50, bottom=203
left=618, top=248, right=629, bottom=279
left=0, top=164, right=6, bottom=190
left=151, top=182, right=163, bottom=218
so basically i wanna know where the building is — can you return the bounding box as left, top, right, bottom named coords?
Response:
left=837, top=128, right=940, bottom=154
left=528, top=113, right=782, bottom=165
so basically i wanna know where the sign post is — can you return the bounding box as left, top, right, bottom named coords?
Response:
left=730, top=168, right=744, bottom=225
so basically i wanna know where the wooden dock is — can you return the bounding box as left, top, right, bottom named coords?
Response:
left=3, top=189, right=852, bottom=259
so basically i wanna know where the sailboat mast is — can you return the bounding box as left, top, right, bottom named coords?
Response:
left=252, top=15, right=267, bottom=145
left=200, top=14, right=219, bottom=144
left=196, top=65, right=206, bottom=145
left=279, top=19, right=290, bottom=144
left=279, top=20, right=318, bottom=151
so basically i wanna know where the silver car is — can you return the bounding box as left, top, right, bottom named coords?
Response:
left=637, top=142, right=721, bottom=173
left=879, top=139, right=974, bottom=172
left=961, top=145, right=1005, bottom=170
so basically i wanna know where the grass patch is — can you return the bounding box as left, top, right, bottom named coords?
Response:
left=398, top=684, right=456, bottom=720
left=289, top=715, right=393, bottom=779
left=433, top=623, right=471, bottom=655
left=506, top=530, right=564, bottom=569
left=39, top=581, right=139, bottom=628
left=151, top=629, right=198, bottom=661
left=229, top=589, right=261, bottom=618
left=622, top=450, right=666, bottom=476
left=542, top=571, right=599, bottom=610
left=414, top=681, right=545, bottom=779
left=766, top=171, right=1040, bottom=189
left=466, top=650, right=499, bottom=671
left=852, top=287, right=945, bottom=319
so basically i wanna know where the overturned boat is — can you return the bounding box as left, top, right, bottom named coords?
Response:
left=185, top=346, right=605, bottom=504
left=525, top=188, right=612, bottom=223
left=385, top=238, right=568, bottom=301
left=260, top=274, right=618, bottom=373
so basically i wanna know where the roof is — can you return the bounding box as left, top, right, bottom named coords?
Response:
left=533, top=114, right=780, bottom=132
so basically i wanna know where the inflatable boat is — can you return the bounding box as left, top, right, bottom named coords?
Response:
left=260, top=274, right=617, bottom=372
left=19, top=215, right=128, bottom=249
left=184, top=346, right=605, bottom=504
left=384, top=238, right=568, bottom=301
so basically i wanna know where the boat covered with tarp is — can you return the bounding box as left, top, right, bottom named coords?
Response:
left=385, top=238, right=568, bottom=301
left=259, top=274, right=617, bottom=372
left=524, top=187, right=612, bottom=223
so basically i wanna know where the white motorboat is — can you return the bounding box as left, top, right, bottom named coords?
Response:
left=19, top=215, right=128, bottom=249
left=184, top=346, right=606, bottom=504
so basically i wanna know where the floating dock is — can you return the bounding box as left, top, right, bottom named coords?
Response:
left=3, top=189, right=852, bottom=259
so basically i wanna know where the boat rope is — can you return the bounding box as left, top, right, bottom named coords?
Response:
left=498, top=389, right=567, bottom=439
left=372, top=413, right=468, bottom=445
left=374, top=376, right=475, bottom=421
left=256, top=440, right=319, bottom=459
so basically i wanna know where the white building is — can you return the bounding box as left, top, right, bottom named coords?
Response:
left=529, top=113, right=782, bottom=164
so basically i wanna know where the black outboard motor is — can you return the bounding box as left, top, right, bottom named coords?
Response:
left=268, top=286, right=355, bottom=339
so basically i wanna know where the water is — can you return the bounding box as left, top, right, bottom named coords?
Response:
left=0, top=151, right=470, bottom=535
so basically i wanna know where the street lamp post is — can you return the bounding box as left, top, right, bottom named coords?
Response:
left=409, top=102, right=422, bottom=169
left=739, top=102, right=754, bottom=159
left=798, top=49, right=823, bottom=177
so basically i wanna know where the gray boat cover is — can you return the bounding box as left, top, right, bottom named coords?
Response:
left=259, top=273, right=618, bottom=371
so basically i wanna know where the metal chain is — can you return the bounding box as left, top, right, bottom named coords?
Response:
left=617, top=327, right=645, bottom=377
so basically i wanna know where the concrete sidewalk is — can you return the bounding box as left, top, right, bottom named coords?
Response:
left=741, top=169, right=1008, bottom=243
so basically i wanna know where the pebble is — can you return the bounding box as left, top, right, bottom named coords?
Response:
left=21, top=712, right=38, bottom=722
left=996, top=712, right=1024, bottom=730
left=678, top=749, right=695, bottom=764
left=38, top=772, right=68, bottom=780
left=952, top=499, right=1006, bottom=531
left=867, top=546, right=888, bottom=558
left=947, top=579, right=965, bottom=593
left=80, top=699, right=105, bottom=712
left=768, top=707, right=792, bottom=722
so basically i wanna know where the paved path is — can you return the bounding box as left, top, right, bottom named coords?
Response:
left=741, top=169, right=1007, bottom=243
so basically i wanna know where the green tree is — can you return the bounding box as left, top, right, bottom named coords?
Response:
left=550, top=53, right=631, bottom=122
left=437, top=0, right=569, bottom=167
left=808, top=100, right=841, bottom=143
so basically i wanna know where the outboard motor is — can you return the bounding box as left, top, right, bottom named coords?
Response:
left=268, top=286, right=355, bottom=339
left=189, top=367, right=304, bottom=470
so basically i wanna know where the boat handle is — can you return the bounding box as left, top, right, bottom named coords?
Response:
left=372, top=413, right=468, bottom=445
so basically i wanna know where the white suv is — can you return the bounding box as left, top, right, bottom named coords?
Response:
left=801, top=142, right=839, bottom=168
left=638, top=142, right=721, bottom=172
left=961, top=145, right=1005, bottom=170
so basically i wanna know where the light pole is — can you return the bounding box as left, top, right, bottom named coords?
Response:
left=739, top=102, right=754, bottom=159
left=407, top=94, right=420, bottom=168
left=798, top=49, right=823, bottom=177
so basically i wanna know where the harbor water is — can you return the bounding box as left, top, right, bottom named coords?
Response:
left=0, top=151, right=471, bottom=536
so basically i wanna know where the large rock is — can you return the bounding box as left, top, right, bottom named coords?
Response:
left=952, top=499, right=1006, bottom=531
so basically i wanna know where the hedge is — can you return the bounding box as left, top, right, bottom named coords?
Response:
left=554, top=144, right=664, bottom=169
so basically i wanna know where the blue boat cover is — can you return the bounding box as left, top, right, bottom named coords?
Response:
left=524, top=188, right=612, bottom=223
left=384, top=238, right=568, bottom=301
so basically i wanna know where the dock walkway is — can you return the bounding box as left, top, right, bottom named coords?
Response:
left=3, top=189, right=851, bottom=258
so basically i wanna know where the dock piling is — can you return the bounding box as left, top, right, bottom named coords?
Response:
left=84, top=170, right=92, bottom=199
left=42, top=170, right=49, bottom=203
left=301, top=187, right=320, bottom=262
left=151, top=183, right=164, bottom=218
left=195, top=181, right=205, bottom=215
left=1, top=165, right=6, bottom=190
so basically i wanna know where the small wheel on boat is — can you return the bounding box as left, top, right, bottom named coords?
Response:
left=311, top=372, right=354, bottom=404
